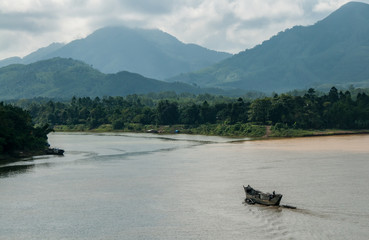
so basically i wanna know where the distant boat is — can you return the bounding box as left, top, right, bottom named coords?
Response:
left=45, top=148, right=64, bottom=155
left=243, top=185, right=282, bottom=206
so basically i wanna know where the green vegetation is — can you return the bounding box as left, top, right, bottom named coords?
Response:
left=0, top=102, right=52, bottom=161
left=0, top=58, right=199, bottom=100
left=0, top=57, right=256, bottom=100
left=17, top=87, right=369, bottom=138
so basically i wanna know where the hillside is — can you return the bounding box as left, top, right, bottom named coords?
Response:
left=169, top=2, right=369, bottom=92
left=0, top=26, right=231, bottom=79
left=0, top=58, right=207, bottom=100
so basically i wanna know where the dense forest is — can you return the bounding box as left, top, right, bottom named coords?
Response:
left=20, top=87, right=369, bottom=137
left=0, top=103, right=52, bottom=159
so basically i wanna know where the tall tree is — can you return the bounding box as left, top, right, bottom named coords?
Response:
left=156, top=100, right=179, bottom=125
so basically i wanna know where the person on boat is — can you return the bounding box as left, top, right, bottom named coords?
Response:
left=269, top=191, right=276, bottom=200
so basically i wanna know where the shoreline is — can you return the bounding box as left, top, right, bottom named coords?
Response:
left=52, top=124, right=369, bottom=139
left=261, top=127, right=369, bottom=140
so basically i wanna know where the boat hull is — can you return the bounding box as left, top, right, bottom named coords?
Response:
left=45, top=148, right=64, bottom=155
left=244, top=185, right=282, bottom=206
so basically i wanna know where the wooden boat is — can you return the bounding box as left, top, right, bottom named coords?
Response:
left=243, top=185, right=282, bottom=206
left=45, top=148, right=64, bottom=155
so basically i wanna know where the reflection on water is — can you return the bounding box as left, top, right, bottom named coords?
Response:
left=0, top=133, right=368, bottom=240
left=0, top=164, right=35, bottom=178
left=0, top=154, right=64, bottom=178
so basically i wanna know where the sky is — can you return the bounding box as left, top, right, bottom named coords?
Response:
left=1, top=0, right=369, bottom=60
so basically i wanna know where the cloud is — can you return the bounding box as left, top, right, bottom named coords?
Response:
left=0, top=0, right=369, bottom=60
left=0, top=12, right=49, bottom=32
left=313, top=0, right=349, bottom=12
left=145, top=0, right=307, bottom=52
left=119, top=0, right=176, bottom=14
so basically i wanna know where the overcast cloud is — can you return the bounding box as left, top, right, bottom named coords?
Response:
left=0, top=0, right=368, bottom=59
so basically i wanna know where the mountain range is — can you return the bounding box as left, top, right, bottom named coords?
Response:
left=1, top=1, right=369, bottom=98
left=0, top=27, right=231, bottom=80
left=169, top=1, right=369, bottom=92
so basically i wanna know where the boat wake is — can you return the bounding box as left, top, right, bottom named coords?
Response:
left=243, top=203, right=291, bottom=239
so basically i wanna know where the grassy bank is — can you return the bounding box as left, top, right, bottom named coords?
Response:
left=54, top=123, right=266, bottom=137
left=53, top=123, right=369, bottom=139
left=268, top=123, right=369, bottom=138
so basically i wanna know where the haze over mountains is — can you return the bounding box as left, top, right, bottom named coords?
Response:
left=1, top=1, right=369, bottom=98
left=169, top=1, right=369, bottom=92
left=0, top=27, right=231, bottom=80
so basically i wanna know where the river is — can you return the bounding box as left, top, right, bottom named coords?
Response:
left=1, top=132, right=369, bottom=239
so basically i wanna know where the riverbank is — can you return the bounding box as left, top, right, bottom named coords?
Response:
left=53, top=123, right=369, bottom=139
left=54, top=123, right=266, bottom=137
left=265, top=127, right=369, bottom=138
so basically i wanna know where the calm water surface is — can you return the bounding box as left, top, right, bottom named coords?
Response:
left=1, top=132, right=369, bottom=239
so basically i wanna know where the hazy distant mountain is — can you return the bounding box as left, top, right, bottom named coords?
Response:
left=0, top=43, right=65, bottom=68
left=0, top=58, right=208, bottom=100
left=0, top=27, right=231, bottom=79
left=0, top=56, right=22, bottom=67
left=22, top=43, right=65, bottom=63
left=169, top=2, right=369, bottom=92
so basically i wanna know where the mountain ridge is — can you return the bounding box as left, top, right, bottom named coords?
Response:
left=0, top=57, right=245, bottom=100
left=0, top=26, right=231, bottom=80
left=169, top=1, right=369, bottom=92
left=0, top=58, right=195, bottom=99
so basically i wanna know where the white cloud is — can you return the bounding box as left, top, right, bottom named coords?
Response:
left=313, top=0, right=349, bottom=12
left=0, top=0, right=369, bottom=59
left=231, top=0, right=304, bottom=21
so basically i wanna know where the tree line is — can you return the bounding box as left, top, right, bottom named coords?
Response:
left=26, top=87, right=369, bottom=131
left=2, top=87, right=367, bottom=160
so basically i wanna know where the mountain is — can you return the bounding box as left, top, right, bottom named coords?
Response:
left=169, top=1, right=369, bottom=92
left=22, top=43, right=65, bottom=63
left=0, top=43, right=65, bottom=68
left=0, top=26, right=231, bottom=79
left=0, top=58, right=209, bottom=100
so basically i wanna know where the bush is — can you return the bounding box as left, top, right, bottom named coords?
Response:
left=112, top=119, right=125, bottom=130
